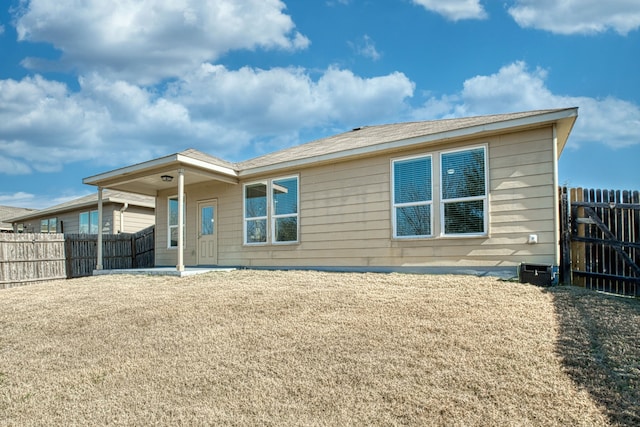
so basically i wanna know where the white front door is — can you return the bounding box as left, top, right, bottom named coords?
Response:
left=197, top=199, right=217, bottom=265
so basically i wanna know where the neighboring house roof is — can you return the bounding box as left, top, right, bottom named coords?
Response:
left=6, top=190, right=155, bottom=223
left=84, top=108, right=578, bottom=193
left=0, top=205, right=36, bottom=231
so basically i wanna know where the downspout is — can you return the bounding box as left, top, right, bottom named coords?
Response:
left=552, top=124, right=561, bottom=267
left=119, top=202, right=129, bottom=233
left=96, top=187, right=104, bottom=270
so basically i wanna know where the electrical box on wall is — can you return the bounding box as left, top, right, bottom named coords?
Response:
left=528, top=234, right=538, bottom=244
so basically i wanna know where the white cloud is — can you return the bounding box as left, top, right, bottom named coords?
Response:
left=412, top=0, right=487, bottom=21
left=0, top=192, right=36, bottom=206
left=413, top=61, right=640, bottom=148
left=508, top=0, right=640, bottom=35
left=14, top=0, right=310, bottom=84
left=0, top=65, right=414, bottom=173
left=0, top=190, right=91, bottom=209
left=350, top=35, right=382, bottom=61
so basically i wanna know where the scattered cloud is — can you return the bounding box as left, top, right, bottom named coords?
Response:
left=0, top=66, right=414, bottom=173
left=14, top=0, right=310, bottom=84
left=326, top=0, right=350, bottom=5
left=413, top=61, right=640, bottom=148
left=412, top=0, right=488, bottom=21
left=350, top=35, right=382, bottom=61
left=0, top=190, right=92, bottom=209
left=0, top=191, right=36, bottom=206
left=508, top=0, right=640, bottom=35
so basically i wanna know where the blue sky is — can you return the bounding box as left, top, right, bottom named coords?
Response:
left=1, top=0, right=639, bottom=209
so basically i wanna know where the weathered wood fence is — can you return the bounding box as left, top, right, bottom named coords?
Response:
left=0, top=233, right=67, bottom=287
left=0, top=226, right=154, bottom=288
left=65, top=226, right=155, bottom=278
left=560, top=187, right=640, bottom=296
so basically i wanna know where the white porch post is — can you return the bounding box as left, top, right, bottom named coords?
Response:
left=177, top=168, right=185, bottom=272
left=96, top=187, right=104, bottom=270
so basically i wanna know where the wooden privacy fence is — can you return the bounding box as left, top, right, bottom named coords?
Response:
left=0, top=226, right=154, bottom=287
left=66, top=226, right=155, bottom=278
left=560, top=187, right=640, bottom=297
left=0, top=233, right=66, bottom=287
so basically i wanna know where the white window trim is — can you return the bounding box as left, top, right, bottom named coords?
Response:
left=271, top=175, right=300, bottom=245
left=167, top=195, right=186, bottom=249
left=439, top=145, right=488, bottom=237
left=79, top=210, right=99, bottom=234
left=244, top=181, right=269, bottom=245
left=391, top=154, right=434, bottom=239
left=244, top=175, right=300, bottom=245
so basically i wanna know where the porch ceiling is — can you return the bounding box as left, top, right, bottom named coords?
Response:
left=83, top=155, right=239, bottom=196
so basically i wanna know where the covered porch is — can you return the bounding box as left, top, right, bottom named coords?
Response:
left=83, top=149, right=239, bottom=273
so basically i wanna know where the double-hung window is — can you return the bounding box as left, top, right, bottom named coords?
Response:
left=40, top=217, right=58, bottom=233
left=79, top=210, right=99, bottom=234
left=168, top=196, right=186, bottom=248
left=244, top=176, right=299, bottom=244
left=392, top=155, right=433, bottom=238
left=245, top=182, right=268, bottom=243
left=441, top=146, right=487, bottom=236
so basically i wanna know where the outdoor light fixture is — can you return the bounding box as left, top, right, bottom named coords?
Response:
left=161, top=175, right=174, bottom=182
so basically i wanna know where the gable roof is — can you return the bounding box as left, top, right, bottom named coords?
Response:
left=84, top=108, right=577, bottom=192
left=5, top=190, right=155, bottom=223
left=0, top=205, right=36, bottom=231
left=236, top=108, right=577, bottom=175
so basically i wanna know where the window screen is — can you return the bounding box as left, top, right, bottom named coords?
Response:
left=441, top=147, right=487, bottom=235
left=392, top=156, right=432, bottom=237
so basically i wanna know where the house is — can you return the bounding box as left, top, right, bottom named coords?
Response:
left=7, top=190, right=155, bottom=234
left=83, top=108, right=577, bottom=276
left=0, top=206, right=36, bottom=233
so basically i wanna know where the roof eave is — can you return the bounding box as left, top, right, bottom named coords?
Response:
left=83, top=152, right=239, bottom=189
left=239, top=107, right=579, bottom=177
left=6, top=196, right=154, bottom=223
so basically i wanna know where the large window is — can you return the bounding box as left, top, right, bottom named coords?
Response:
left=168, top=196, right=186, bottom=248
left=392, top=155, right=432, bottom=238
left=441, top=146, right=487, bottom=235
left=79, top=210, right=99, bottom=234
left=244, top=176, right=299, bottom=244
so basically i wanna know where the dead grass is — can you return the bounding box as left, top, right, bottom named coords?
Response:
left=549, top=286, right=640, bottom=426
left=0, top=270, right=632, bottom=426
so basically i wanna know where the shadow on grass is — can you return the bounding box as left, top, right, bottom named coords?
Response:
left=548, top=286, right=640, bottom=426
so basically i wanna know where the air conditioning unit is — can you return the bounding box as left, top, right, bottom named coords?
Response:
left=519, top=263, right=556, bottom=287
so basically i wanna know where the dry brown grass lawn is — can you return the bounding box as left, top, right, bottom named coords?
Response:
left=0, top=270, right=636, bottom=426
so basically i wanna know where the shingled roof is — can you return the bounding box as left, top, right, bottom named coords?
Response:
left=5, top=190, right=155, bottom=223
left=0, top=205, right=36, bottom=231
left=235, top=108, right=576, bottom=173
left=84, top=108, right=577, bottom=191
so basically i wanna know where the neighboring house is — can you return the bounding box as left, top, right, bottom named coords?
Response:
left=83, top=108, right=578, bottom=276
left=0, top=205, right=36, bottom=233
left=7, top=190, right=155, bottom=234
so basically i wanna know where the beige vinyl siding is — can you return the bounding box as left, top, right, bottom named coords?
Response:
left=155, top=126, right=559, bottom=269
left=114, top=206, right=155, bottom=233
left=19, top=206, right=115, bottom=234
left=155, top=181, right=240, bottom=267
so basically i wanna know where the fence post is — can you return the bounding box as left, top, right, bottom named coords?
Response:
left=131, top=233, right=137, bottom=269
left=559, top=187, right=572, bottom=284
